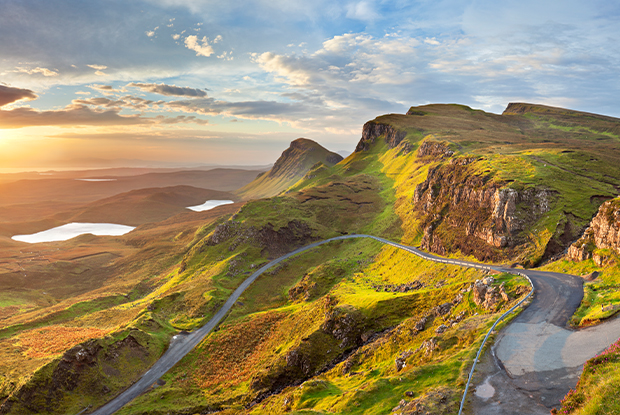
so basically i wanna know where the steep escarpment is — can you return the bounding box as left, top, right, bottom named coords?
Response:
left=413, top=154, right=553, bottom=263
left=355, top=121, right=409, bottom=152
left=354, top=103, right=620, bottom=265
left=568, top=197, right=620, bottom=265
left=238, top=138, right=343, bottom=200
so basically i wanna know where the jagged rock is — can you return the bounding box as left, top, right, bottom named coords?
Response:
left=483, top=286, right=500, bottom=309
left=473, top=279, right=505, bottom=310
left=371, top=281, right=423, bottom=293
left=435, top=324, right=448, bottom=334
left=207, top=219, right=314, bottom=259
left=482, top=276, right=495, bottom=285
left=417, top=141, right=454, bottom=159
left=413, top=159, right=553, bottom=260
left=433, top=302, right=452, bottom=316
left=473, top=280, right=488, bottom=306
left=355, top=121, right=408, bottom=152
left=499, top=282, right=510, bottom=302
left=414, top=316, right=428, bottom=332
left=321, top=306, right=368, bottom=349
left=419, top=338, right=439, bottom=356
left=447, top=311, right=467, bottom=327
left=395, top=350, right=414, bottom=371
left=583, top=271, right=600, bottom=281
left=452, top=292, right=464, bottom=305
left=568, top=198, right=620, bottom=261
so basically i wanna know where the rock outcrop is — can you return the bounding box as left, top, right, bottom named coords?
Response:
left=413, top=154, right=553, bottom=262
left=568, top=198, right=620, bottom=264
left=355, top=121, right=408, bottom=152
left=472, top=277, right=510, bottom=310
left=0, top=334, right=150, bottom=415
left=205, top=219, right=314, bottom=258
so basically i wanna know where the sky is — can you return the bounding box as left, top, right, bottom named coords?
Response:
left=1, top=0, right=619, bottom=169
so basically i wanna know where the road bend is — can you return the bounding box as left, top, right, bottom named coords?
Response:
left=89, top=235, right=617, bottom=415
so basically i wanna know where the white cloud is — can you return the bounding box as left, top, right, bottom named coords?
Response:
left=87, top=64, right=107, bottom=70
left=217, top=51, right=233, bottom=61
left=13, top=66, right=59, bottom=77
left=184, top=35, right=215, bottom=57
left=75, top=91, right=91, bottom=95
left=345, top=1, right=379, bottom=22
left=146, top=26, right=159, bottom=37
left=172, top=34, right=181, bottom=40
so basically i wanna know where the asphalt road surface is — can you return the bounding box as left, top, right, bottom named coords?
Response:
left=89, top=234, right=616, bottom=415
left=470, top=269, right=620, bottom=414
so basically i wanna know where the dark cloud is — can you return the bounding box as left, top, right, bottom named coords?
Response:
left=0, top=85, right=38, bottom=107
left=0, top=104, right=148, bottom=128
left=0, top=102, right=211, bottom=129
left=128, top=82, right=208, bottom=97
left=90, top=84, right=114, bottom=91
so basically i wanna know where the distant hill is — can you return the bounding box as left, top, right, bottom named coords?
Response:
left=0, top=168, right=261, bottom=208
left=70, top=185, right=237, bottom=226
left=237, top=138, right=343, bottom=200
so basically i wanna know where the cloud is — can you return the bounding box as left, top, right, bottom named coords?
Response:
left=154, top=115, right=209, bottom=124
left=146, top=26, right=159, bottom=37
left=87, top=64, right=107, bottom=70
left=89, top=84, right=126, bottom=94
left=346, top=1, right=379, bottom=22
left=0, top=85, right=38, bottom=107
left=0, top=104, right=147, bottom=128
left=184, top=35, right=215, bottom=57
left=172, top=34, right=181, bottom=40
left=127, top=82, right=208, bottom=97
left=217, top=51, right=233, bottom=61
left=87, top=64, right=107, bottom=76
left=13, top=66, right=59, bottom=77
left=0, top=100, right=209, bottom=129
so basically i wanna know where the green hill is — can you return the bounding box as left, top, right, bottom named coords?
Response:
left=237, top=138, right=343, bottom=200
left=1, top=103, right=620, bottom=415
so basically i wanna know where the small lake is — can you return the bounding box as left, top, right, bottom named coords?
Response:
left=186, top=200, right=234, bottom=212
left=12, top=222, right=135, bottom=243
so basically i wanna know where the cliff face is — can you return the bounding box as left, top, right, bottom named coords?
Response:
left=568, top=198, right=620, bottom=265
left=354, top=121, right=407, bottom=152
left=413, top=152, right=552, bottom=262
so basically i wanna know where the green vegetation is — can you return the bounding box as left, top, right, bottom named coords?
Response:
left=552, top=338, right=620, bottom=415
left=1, top=102, right=619, bottom=414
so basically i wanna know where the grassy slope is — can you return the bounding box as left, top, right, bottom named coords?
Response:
left=2, top=103, right=618, bottom=414
left=0, top=204, right=240, bottom=411
left=237, top=138, right=343, bottom=200
left=551, top=338, right=620, bottom=415
left=368, top=104, right=620, bottom=266
left=111, top=137, right=530, bottom=415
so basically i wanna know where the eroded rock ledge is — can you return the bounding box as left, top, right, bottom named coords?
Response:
left=568, top=197, right=620, bottom=265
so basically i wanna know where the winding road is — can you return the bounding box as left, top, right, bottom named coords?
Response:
left=89, top=235, right=620, bottom=415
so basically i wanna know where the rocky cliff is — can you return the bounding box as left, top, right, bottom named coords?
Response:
left=354, top=121, right=408, bottom=152
left=413, top=152, right=553, bottom=263
left=568, top=197, right=620, bottom=265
